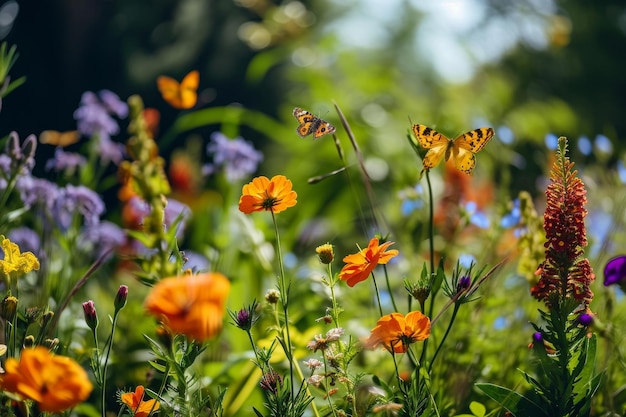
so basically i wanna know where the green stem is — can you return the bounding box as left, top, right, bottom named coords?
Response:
left=428, top=303, right=460, bottom=373
left=270, top=211, right=294, bottom=399
left=383, top=264, right=399, bottom=312
left=371, top=273, right=384, bottom=317
left=100, top=311, right=120, bottom=417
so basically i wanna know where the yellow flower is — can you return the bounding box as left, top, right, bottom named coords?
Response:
left=364, top=311, right=431, bottom=353
left=144, top=272, right=231, bottom=341
left=0, top=236, right=40, bottom=276
left=120, top=385, right=160, bottom=417
left=315, top=243, right=334, bottom=264
left=0, top=346, right=93, bottom=413
left=338, top=237, right=398, bottom=287
left=238, top=175, right=297, bottom=214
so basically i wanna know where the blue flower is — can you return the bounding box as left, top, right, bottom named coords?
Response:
left=500, top=198, right=521, bottom=229
left=203, top=132, right=263, bottom=181
left=464, top=201, right=490, bottom=229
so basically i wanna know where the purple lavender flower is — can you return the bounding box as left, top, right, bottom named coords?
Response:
left=45, top=148, right=87, bottom=173
left=79, top=220, right=126, bottom=258
left=54, top=185, right=105, bottom=229
left=203, top=132, right=263, bottom=181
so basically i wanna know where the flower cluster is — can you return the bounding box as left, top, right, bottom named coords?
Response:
left=531, top=138, right=595, bottom=307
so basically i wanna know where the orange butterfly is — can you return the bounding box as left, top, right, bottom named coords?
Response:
left=411, top=124, right=494, bottom=174
left=39, top=130, right=80, bottom=147
left=293, top=107, right=336, bottom=139
left=157, top=70, right=199, bottom=109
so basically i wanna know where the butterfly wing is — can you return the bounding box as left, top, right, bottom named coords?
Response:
left=412, top=124, right=451, bottom=170
left=452, top=128, right=494, bottom=174
left=312, top=120, right=335, bottom=138
left=157, top=71, right=199, bottom=109
left=293, top=107, right=316, bottom=137
left=39, top=130, right=80, bottom=147
left=179, top=70, right=199, bottom=109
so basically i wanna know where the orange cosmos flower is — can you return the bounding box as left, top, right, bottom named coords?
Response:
left=338, top=237, right=399, bottom=287
left=144, top=272, right=230, bottom=341
left=121, top=385, right=160, bottom=417
left=238, top=175, right=297, bottom=214
left=0, top=346, right=93, bottom=413
left=364, top=311, right=431, bottom=353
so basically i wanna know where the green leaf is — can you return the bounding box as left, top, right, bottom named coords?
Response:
left=476, top=383, right=550, bottom=417
left=469, top=401, right=487, bottom=417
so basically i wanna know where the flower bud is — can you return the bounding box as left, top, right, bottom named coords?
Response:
left=265, top=289, right=280, bottom=304
left=82, top=300, right=98, bottom=331
left=23, top=335, right=35, bottom=347
left=316, top=243, right=334, bottom=264
left=1, top=296, right=18, bottom=322
left=114, top=285, right=129, bottom=311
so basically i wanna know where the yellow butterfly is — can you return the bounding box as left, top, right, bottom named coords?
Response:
left=293, top=107, right=336, bottom=139
left=39, top=130, right=80, bottom=147
left=157, top=70, right=199, bottom=109
left=411, top=124, right=494, bottom=174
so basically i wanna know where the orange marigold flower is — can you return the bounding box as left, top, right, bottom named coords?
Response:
left=364, top=311, right=431, bottom=353
left=238, top=175, right=297, bottom=214
left=144, top=272, right=230, bottom=341
left=121, top=385, right=160, bottom=417
left=338, top=237, right=398, bottom=287
left=0, top=346, right=93, bottom=413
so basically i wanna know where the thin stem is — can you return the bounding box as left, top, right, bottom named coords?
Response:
left=100, top=310, right=120, bottom=417
left=383, top=264, right=399, bottom=312
left=428, top=303, right=460, bottom=373
left=327, top=263, right=341, bottom=329
left=270, top=211, right=294, bottom=399
left=371, top=273, right=384, bottom=317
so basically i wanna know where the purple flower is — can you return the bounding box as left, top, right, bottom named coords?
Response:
left=17, top=176, right=60, bottom=211
left=604, top=256, right=626, bottom=287
left=79, top=221, right=126, bottom=257
left=98, top=89, right=129, bottom=118
left=182, top=250, right=210, bottom=272
left=164, top=198, right=191, bottom=238
left=54, top=185, right=105, bottom=229
left=74, top=91, right=120, bottom=140
left=45, top=148, right=87, bottom=173
left=73, top=90, right=127, bottom=165
left=203, top=132, right=263, bottom=181
left=97, top=135, right=125, bottom=166
left=8, top=227, right=42, bottom=258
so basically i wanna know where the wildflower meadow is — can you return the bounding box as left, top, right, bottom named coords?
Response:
left=1, top=1, right=626, bottom=417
